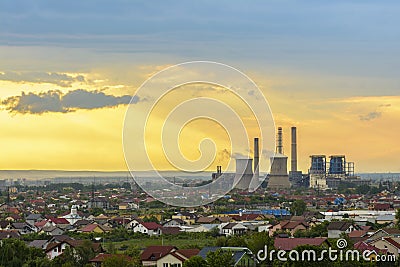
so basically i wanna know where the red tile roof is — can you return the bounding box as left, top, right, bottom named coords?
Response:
left=231, top=214, right=262, bottom=221
left=140, top=246, right=176, bottom=261
left=141, top=222, right=162, bottom=230
left=348, top=230, right=368, bottom=238
left=175, top=249, right=200, bottom=259
left=384, top=237, right=400, bottom=249
left=48, top=218, right=69, bottom=225
left=354, top=241, right=387, bottom=254
left=89, top=253, right=132, bottom=263
left=274, top=238, right=329, bottom=251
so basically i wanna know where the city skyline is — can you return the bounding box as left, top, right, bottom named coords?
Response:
left=1, top=1, right=399, bottom=172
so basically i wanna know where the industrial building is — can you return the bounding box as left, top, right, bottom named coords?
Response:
left=309, top=154, right=369, bottom=190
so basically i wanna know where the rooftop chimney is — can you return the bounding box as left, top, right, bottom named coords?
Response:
left=291, top=127, right=297, bottom=172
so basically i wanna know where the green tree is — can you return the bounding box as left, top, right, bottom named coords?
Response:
left=226, top=235, right=246, bottom=247
left=124, top=244, right=141, bottom=266
left=183, top=256, right=207, bottom=267
left=0, top=238, right=46, bottom=267
left=290, top=200, right=307, bottom=216
left=396, top=209, right=400, bottom=229
left=103, top=255, right=133, bottom=267
left=206, top=249, right=235, bottom=267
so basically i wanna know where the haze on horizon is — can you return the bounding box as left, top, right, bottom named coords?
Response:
left=0, top=1, right=399, bottom=173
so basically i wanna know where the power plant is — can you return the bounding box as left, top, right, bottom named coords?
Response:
left=309, top=154, right=367, bottom=190
left=212, top=125, right=367, bottom=192
left=267, top=127, right=291, bottom=190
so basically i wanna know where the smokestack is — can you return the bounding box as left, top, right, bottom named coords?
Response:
left=291, top=127, right=297, bottom=172
left=277, top=127, right=283, bottom=154
left=254, top=138, right=259, bottom=178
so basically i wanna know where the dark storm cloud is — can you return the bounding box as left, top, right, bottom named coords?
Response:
left=1, top=89, right=138, bottom=114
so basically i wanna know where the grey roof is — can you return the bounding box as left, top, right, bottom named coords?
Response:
left=26, top=214, right=43, bottom=220
left=327, top=221, right=353, bottom=231
left=28, top=239, right=48, bottom=249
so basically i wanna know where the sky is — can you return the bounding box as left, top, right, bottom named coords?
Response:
left=0, top=0, right=399, bottom=173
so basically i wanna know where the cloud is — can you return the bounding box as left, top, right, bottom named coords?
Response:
left=359, top=111, right=381, bottom=121
left=1, top=89, right=138, bottom=114
left=0, top=71, right=85, bottom=87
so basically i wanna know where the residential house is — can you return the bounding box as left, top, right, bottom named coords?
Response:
left=11, top=222, right=36, bottom=235
left=158, top=227, right=182, bottom=235
left=156, top=249, right=199, bottom=267
left=231, top=214, right=265, bottom=222
left=40, top=226, right=64, bottom=236
left=47, top=218, right=70, bottom=228
left=369, top=237, right=400, bottom=258
left=79, top=223, right=112, bottom=234
left=354, top=241, right=388, bottom=261
left=26, top=214, right=44, bottom=226
left=163, top=219, right=186, bottom=227
left=28, top=239, right=48, bottom=250
left=280, top=221, right=309, bottom=236
left=367, top=228, right=400, bottom=242
left=45, top=239, right=102, bottom=260
left=172, top=212, right=197, bottom=225
left=327, top=221, right=360, bottom=238
left=376, top=215, right=395, bottom=225
left=0, top=221, right=11, bottom=230
left=274, top=238, right=330, bottom=251
left=198, top=247, right=258, bottom=267
left=220, top=223, right=247, bottom=236
left=140, top=245, right=176, bottom=266
left=89, top=254, right=132, bottom=267
left=0, top=230, right=20, bottom=240
left=88, top=197, right=110, bottom=210
left=126, top=218, right=144, bottom=230
left=133, top=222, right=162, bottom=236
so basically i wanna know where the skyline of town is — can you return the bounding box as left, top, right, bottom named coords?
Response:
left=1, top=1, right=399, bottom=173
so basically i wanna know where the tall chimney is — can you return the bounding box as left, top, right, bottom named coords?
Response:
left=277, top=127, right=283, bottom=154
left=291, top=127, right=297, bottom=172
left=254, top=138, right=259, bottom=178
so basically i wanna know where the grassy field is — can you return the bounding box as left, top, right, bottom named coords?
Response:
left=107, top=235, right=215, bottom=251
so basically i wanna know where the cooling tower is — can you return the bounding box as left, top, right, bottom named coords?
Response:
left=267, top=127, right=291, bottom=190
left=235, top=158, right=253, bottom=190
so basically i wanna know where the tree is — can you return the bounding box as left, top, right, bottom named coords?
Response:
left=103, top=255, right=133, bottom=267
left=290, top=200, right=307, bottom=216
left=183, top=256, right=207, bottom=267
left=124, top=244, right=141, bottom=266
left=396, top=209, right=400, bottom=229
left=206, top=249, right=235, bottom=267
left=0, top=238, right=46, bottom=267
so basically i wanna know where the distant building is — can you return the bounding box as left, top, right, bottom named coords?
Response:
left=88, top=198, right=110, bottom=210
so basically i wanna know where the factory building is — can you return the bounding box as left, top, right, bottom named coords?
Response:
left=309, top=155, right=368, bottom=190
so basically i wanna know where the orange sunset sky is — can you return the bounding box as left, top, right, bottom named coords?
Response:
left=1, top=1, right=399, bottom=173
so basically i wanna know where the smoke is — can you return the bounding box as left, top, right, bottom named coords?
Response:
left=1, top=89, right=139, bottom=114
